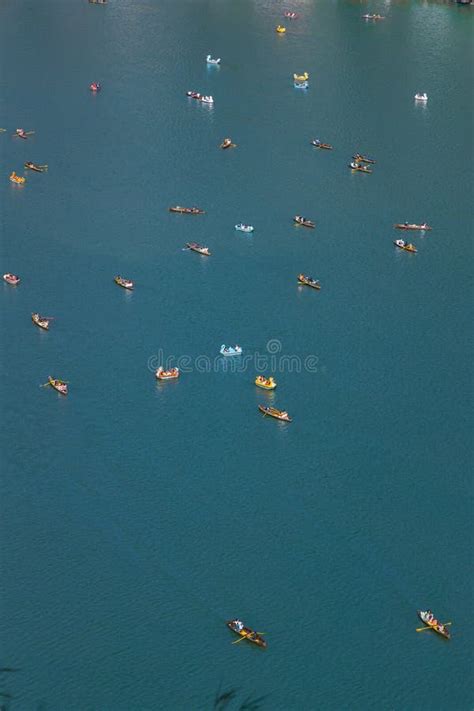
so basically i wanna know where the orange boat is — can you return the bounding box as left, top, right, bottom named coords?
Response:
left=10, top=172, right=26, bottom=185
left=155, top=367, right=180, bottom=380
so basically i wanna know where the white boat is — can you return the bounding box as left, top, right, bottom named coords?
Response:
left=414, top=93, right=428, bottom=102
left=3, top=273, right=20, bottom=285
left=294, top=81, right=309, bottom=89
left=201, top=95, right=214, bottom=104
left=206, top=55, right=221, bottom=65
left=220, top=344, right=242, bottom=356
left=235, top=224, right=254, bottom=233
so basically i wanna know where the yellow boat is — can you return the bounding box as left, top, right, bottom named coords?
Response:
left=293, top=72, right=309, bottom=82
left=255, top=375, right=277, bottom=390
left=394, top=239, right=417, bottom=253
left=276, top=25, right=286, bottom=33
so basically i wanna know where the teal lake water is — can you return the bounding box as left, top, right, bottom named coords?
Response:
left=1, top=1, right=472, bottom=709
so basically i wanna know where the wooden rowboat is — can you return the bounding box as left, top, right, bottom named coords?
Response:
left=169, top=206, right=205, bottom=214
left=417, top=610, right=450, bottom=639
left=32, top=313, right=50, bottom=330
left=258, top=405, right=292, bottom=422
left=298, top=274, right=321, bottom=289
left=294, top=216, right=315, bottom=228
left=186, top=242, right=211, bottom=256
left=353, top=154, right=375, bottom=164
left=114, top=275, right=134, bottom=289
left=395, top=223, right=431, bottom=231
left=226, top=620, right=267, bottom=648
left=349, top=162, right=372, bottom=173
left=311, top=140, right=332, bottom=150
left=24, top=162, right=48, bottom=173
left=48, top=376, right=68, bottom=395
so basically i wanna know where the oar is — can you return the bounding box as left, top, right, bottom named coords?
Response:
left=416, top=622, right=451, bottom=632
left=232, top=634, right=250, bottom=644
left=40, top=381, right=51, bottom=387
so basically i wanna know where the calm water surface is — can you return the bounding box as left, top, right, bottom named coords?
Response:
left=1, top=1, right=472, bottom=709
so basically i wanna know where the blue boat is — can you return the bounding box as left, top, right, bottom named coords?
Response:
left=294, top=81, right=308, bottom=89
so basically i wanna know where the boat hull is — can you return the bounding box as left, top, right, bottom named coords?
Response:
left=258, top=405, right=291, bottom=421
left=255, top=378, right=277, bottom=390
left=170, top=207, right=204, bottom=214
left=294, top=220, right=315, bottom=228
left=186, top=243, right=210, bottom=256
left=32, top=314, right=49, bottom=330
left=48, top=377, right=68, bottom=395
left=395, top=224, right=431, bottom=231
left=298, top=278, right=320, bottom=289
left=226, top=621, right=266, bottom=648
left=3, top=274, right=20, bottom=285
left=393, top=241, right=417, bottom=253
left=417, top=611, right=450, bottom=639
left=114, top=277, right=134, bottom=289
left=220, top=349, right=242, bottom=356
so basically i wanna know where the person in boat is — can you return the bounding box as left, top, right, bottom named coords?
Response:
left=404, top=221, right=409, bottom=226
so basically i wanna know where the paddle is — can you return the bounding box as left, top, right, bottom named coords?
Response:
left=232, top=634, right=250, bottom=644
left=416, top=622, right=451, bottom=632
left=232, top=632, right=265, bottom=644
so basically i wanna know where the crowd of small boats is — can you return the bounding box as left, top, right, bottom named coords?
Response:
left=2, top=2, right=450, bottom=654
